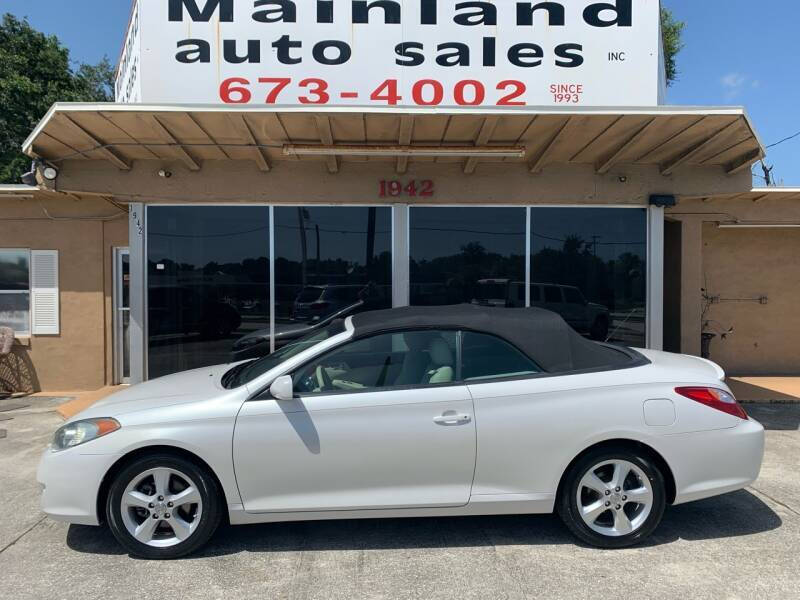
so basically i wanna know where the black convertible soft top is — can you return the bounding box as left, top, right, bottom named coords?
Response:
left=350, top=305, right=646, bottom=374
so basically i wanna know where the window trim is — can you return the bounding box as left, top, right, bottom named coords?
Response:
left=281, top=326, right=551, bottom=398
left=288, top=327, right=463, bottom=398
left=0, top=248, right=32, bottom=336
left=254, top=324, right=651, bottom=401
left=460, top=330, right=543, bottom=383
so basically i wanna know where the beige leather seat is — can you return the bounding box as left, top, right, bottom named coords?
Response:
left=424, top=338, right=454, bottom=384
left=395, top=332, right=434, bottom=386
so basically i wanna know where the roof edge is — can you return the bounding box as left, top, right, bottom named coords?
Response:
left=750, top=187, right=800, bottom=194
left=22, top=102, right=757, bottom=157
left=0, top=184, right=39, bottom=198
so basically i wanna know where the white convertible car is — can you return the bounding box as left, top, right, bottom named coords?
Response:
left=38, top=306, right=764, bottom=559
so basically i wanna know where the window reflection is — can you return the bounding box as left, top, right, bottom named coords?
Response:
left=147, top=207, right=270, bottom=379
left=530, top=208, right=647, bottom=347
left=274, top=206, right=392, bottom=325
left=410, top=208, right=527, bottom=307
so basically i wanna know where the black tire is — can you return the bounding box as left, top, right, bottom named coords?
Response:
left=106, top=453, right=223, bottom=559
left=589, top=316, right=609, bottom=341
left=557, top=446, right=666, bottom=549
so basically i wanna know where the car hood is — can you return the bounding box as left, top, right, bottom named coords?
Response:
left=75, top=364, right=232, bottom=421
left=588, top=302, right=609, bottom=311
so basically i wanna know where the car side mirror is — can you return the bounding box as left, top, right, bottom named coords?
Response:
left=269, top=375, right=294, bottom=401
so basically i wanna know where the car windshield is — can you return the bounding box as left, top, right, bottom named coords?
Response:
left=296, top=287, right=324, bottom=303
left=223, top=321, right=346, bottom=389
left=475, top=284, right=508, bottom=300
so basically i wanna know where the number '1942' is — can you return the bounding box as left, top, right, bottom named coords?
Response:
left=379, top=180, right=435, bottom=198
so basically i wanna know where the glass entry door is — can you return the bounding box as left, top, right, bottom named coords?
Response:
left=113, top=247, right=131, bottom=384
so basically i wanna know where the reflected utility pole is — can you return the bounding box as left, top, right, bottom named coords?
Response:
left=366, top=207, right=376, bottom=270
left=298, top=207, right=308, bottom=287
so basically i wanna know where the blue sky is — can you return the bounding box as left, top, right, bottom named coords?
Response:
left=2, top=0, right=798, bottom=185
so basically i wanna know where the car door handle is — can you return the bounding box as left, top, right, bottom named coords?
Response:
left=433, top=413, right=472, bottom=426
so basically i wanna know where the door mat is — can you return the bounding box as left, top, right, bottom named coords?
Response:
left=0, top=403, right=28, bottom=413
left=0, top=429, right=6, bottom=439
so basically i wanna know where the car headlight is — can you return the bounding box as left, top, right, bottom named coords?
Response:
left=52, top=418, right=121, bottom=452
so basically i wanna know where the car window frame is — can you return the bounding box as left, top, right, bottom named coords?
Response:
left=249, top=322, right=652, bottom=401
left=267, top=326, right=555, bottom=399
left=459, top=330, right=544, bottom=384
left=563, top=287, right=585, bottom=305
left=543, top=285, right=563, bottom=304
left=286, top=327, right=463, bottom=399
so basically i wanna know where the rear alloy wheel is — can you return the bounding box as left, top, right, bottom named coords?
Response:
left=107, top=454, right=222, bottom=559
left=558, top=448, right=666, bottom=548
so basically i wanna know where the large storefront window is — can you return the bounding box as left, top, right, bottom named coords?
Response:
left=530, top=208, right=647, bottom=347
left=147, top=207, right=270, bottom=379
left=143, top=204, right=648, bottom=379
left=274, top=207, right=392, bottom=326
left=147, top=206, right=391, bottom=378
left=410, top=207, right=527, bottom=307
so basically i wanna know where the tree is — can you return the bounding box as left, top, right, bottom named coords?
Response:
left=661, top=7, right=685, bottom=86
left=0, top=14, right=115, bottom=184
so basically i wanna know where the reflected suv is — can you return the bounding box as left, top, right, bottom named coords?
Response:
left=474, top=280, right=610, bottom=340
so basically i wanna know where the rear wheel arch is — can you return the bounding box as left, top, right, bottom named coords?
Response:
left=96, top=445, right=229, bottom=525
left=556, top=439, right=677, bottom=506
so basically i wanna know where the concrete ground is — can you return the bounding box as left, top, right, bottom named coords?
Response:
left=0, top=398, right=798, bottom=600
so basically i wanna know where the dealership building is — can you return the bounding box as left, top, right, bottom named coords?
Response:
left=1, top=0, right=799, bottom=394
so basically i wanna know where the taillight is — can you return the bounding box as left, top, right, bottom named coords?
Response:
left=675, top=387, right=748, bottom=420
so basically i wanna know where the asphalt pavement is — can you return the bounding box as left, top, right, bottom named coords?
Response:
left=0, top=398, right=798, bottom=600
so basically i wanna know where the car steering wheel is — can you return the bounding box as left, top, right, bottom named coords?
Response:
left=315, top=365, right=334, bottom=391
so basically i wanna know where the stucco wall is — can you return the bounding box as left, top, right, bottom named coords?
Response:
left=0, top=196, right=128, bottom=392
left=667, top=196, right=800, bottom=375
left=701, top=224, right=800, bottom=375
left=52, top=159, right=752, bottom=206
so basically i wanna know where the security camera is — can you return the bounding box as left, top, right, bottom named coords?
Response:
left=158, top=169, right=173, bottom=178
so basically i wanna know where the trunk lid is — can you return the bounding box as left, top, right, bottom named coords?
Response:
left=636, top=348, right=726, bottom=383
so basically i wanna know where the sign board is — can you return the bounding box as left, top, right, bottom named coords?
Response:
left=116, top=0, right=665, bottom=107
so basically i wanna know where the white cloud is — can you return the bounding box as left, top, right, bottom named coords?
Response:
left=720, top=72, right=752, bottom=100
left=721, top=73, right=747, bottom=89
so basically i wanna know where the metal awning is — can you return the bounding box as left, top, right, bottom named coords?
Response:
left=23, top=104, right=765, bottom=176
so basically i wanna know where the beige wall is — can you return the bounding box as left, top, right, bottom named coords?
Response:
left=0, top=195, right=128, bottom=392
left=52, top=159, right=752, bottom=206
left=667, top=196, right=800, bottom=375
left=701, top=224, right=800, bottom=375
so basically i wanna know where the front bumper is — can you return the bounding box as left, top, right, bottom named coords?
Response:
left=37, top=447, right=120, bottom=526
left=666, top=418, right=765, bottom=505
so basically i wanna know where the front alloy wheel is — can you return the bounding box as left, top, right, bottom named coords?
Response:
left=558, top=448, right=666, bottom=548
left=107, top=454, right=222, bottom=559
